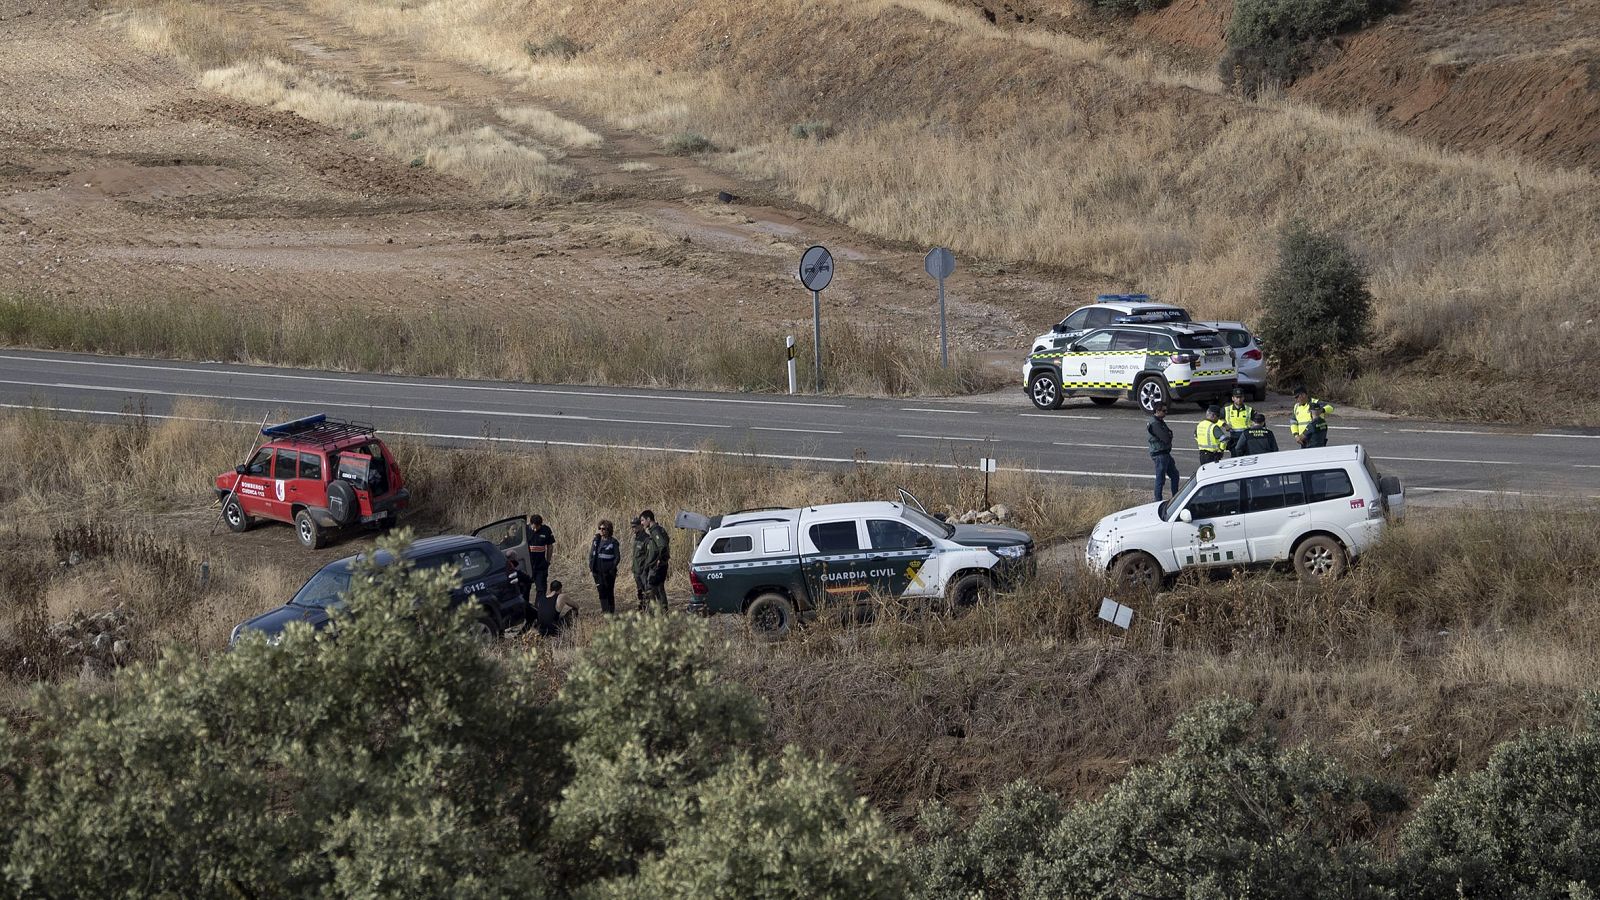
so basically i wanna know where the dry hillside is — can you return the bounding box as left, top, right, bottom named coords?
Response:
left=2, top=0, right=1598, bottom=421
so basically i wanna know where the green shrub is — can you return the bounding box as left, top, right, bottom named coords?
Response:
left=911, top=780, right=1061, bottom=900
left=1256, top=220, right=1374, bottom=385
left=1222, top=0, right=1395, bottom=90
left=0, top=534, right=905, bottom=896
left=1399, top=691, right=1600, bottom=898
left=664, top=131, right=716, bottom=154
left=1024, top=698, right=1402, bottom=899
left=524, top=34, right=582, bottom=60
left=1091, top=0, right=1172, bottom=13
left=790, top=121, right=835, bottom=141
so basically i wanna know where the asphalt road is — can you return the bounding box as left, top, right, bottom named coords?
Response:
left=2, top=350, right=1596, bottom=504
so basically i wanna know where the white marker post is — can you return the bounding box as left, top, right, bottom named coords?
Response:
left=786, top=335, right=798, bottom=395
left=979, top=455, right=997, bottom=508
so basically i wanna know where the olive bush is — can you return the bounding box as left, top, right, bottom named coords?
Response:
left=1257, top=220, right=1374, bottom=385
left=1399, top=693, right=1600, bottom=898
left=0, top=532, right=903, bottom=898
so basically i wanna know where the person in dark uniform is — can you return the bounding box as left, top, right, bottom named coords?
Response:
left=1147, top=401, right=1179, bottom=502
left=640, top=509, right=670, bottom=613
left=1303, top=402, right=1331, bottom=448
left=1235, top=412, right=1280, bottom=456
left=588, top=519, right=621, bottom=615
left=505, top=555, right=532, bottom=626
left=549, top=580, right=578, bottom=631
left=630, top=516, right=655, bottom=610
left=526, top=513, right=556, bottom=635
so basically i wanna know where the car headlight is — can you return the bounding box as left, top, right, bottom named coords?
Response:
left=266, top=631, right=285, bottom=647
left=994, top=544, right=1027, bottom=560
left=1085, top=538, right=1101, bottom=556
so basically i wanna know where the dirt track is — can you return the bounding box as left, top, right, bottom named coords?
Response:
left=0, top=0, right=1081, bottom=353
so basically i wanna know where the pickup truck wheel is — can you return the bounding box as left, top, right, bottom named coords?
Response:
left=746, top=592, right=794, bottom=640
left=294, top=509, right=327, bottom=550
left=947, top=572, right=993, bottom=610
left=1293, top=536, right=1346, bottom=582
left=1089, top=396, right=1118, bottom=407
left=1135, top=377, right=1167, bottom=413
left=1028, top=372, right=1063, bottom=410
left=1110, top=551, right=1162, bottom=595
left=223, top=497, right=252, bottom=532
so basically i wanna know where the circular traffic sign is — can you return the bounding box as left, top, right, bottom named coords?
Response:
left=799, top=245, right=834, bottom=292
left=924, top=246, right=955, bottom=280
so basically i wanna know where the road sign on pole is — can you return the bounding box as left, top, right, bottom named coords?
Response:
left=799, top=245, right=834, bottom=392
left=924, top=247, right=955, bottom=368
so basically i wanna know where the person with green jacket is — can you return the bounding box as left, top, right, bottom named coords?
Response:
left=640, top=509, right=671, bottom=613
left=630, top=516, right=658, bottom=611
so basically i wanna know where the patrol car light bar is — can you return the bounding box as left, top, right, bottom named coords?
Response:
left=1095, top=293, right=1152, bottom=304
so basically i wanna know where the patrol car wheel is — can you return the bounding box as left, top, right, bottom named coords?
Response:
left=1135, top=377, right=1168, bottom=413
left=1028, top=372, right=1063, bottom=410
left=294, top=509, right=327, bottom=550
left=223, top=497, right=252, bottom=532
left=1293, top=536, right=1346, bottom=582
left=947, top=572, right=994, bottom=609
left=468, top=611, right=500, bottom=643
left=1089, top=396, right=1118, bottom=407
left=746, top=592, right=794, bottom=640
left=1110, top=551, right=1161, bottom=595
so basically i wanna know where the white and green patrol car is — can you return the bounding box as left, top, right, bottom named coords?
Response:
left=685, top=499, right=1034, bottom=636
left=1024, top=322, right=1237, bottom=413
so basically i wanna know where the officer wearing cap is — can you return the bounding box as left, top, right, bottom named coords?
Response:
left=1303, top=401, right=1331, bottom=448
left=1236, top=411, right=1279, bottom=456
left=1195, top=405, right=1228, bottom=465
left=1291, top=386, right=1335, bottom=447
left=1223, top=386, right=1253, bottom=456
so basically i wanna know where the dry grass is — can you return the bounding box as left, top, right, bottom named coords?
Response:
left=497, top=105, right=603, bottom=149
left=307, top=0, right=1600, bottom=422
left=198, top=59, right=568, bottom=201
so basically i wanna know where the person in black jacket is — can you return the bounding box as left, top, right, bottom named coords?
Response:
left=588, top=519, right=621, bottom=615
left=1234, top=412, right=1280, bottom=456
left=1147, top=402, right=1180, bottom=502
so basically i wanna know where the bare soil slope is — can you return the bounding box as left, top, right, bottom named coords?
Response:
left=1131, top=0, right=1600, bottom=172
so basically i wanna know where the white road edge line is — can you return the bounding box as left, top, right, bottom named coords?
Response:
left=750, top=426, right=844, bottom=435
left=1378, top=456, right=1516, bottom=466
left=897, top=434, right=987, bottom=442
left=1019, top=413, right=1103, bottom=420
left=0, top=352, right=850, bottom=409
left=901, top=407, right=978, bottom=414
left=0, top=379, right=731, bottom=430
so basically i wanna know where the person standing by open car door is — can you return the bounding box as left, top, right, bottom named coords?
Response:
left=641, top=510, right=670, bottom=613
left=526, top=513, right=556, bottom=635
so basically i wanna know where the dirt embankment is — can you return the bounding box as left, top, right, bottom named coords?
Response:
left=1132, top=0, right=1600, bottom=172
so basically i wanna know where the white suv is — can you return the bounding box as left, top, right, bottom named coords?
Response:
left=1030, top=294, right=1190, bottom=353
left=1086, top=445, right=1404, bottom=590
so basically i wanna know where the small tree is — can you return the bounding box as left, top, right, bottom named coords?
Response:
left=1399, top=692, right=1600, bottom=898
left=1257, top=220, right=1374, bottom=385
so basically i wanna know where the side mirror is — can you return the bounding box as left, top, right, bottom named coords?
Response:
left=1179, top=509, right=1193, bottom=523
left=1051, top=323, right=1068, bottom=333
left=1067, top=344, right=1083, bottom=354
left=915, top=536, right=933, bottom=549
left=234, top=464, right=246, bottom=475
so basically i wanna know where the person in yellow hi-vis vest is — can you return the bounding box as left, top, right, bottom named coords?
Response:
left=1290, top=385, right=1335, bottom=448
left=1222, top=386, right=1253, bottom=456
left=1195, top=405, right=1228, bottom=465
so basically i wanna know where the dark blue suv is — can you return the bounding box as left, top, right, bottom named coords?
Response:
left=230, top=533, right=528, bottom=645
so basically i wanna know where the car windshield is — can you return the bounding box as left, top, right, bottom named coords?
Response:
left=903, top=506, right=955, bottom=539
left=290, top=565, right=353, bottom=609
left=1175, top=332, right=1226, bottom=350
left=1159, top=476, right=1200, bottom=520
